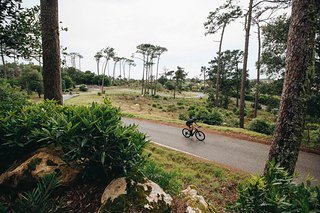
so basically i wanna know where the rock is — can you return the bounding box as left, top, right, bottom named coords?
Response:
left=100, top=177, right=173, bottom=212
left=0, top=151, right=78, bottom=188
left=181, top=185, right=217, bottom=213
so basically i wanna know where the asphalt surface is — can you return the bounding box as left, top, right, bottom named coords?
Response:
left=122, top=118, right=320, bottom=185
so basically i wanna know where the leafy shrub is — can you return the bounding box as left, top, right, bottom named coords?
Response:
left=164, top=81, right=175, bottom=90
left=0, top=82, right=29, bottom=116
left=225, top=117, right=239, bottom=127
left=0, top=100, right=148, bottom=178
left=79, top=84, right=88, bottom=92
left=229, top=162, right=320, bottom=212
left=141, top=160, right=182, bottom=195
left=194, top=107, right=209, bottom=120
left=233, top=108, right=248, bottom=116
left=248, top=118, right=274, bottom=135
left=177, top=100, right=184, bottom=106
left=203, top=110, right=224, bottom=125
left=187, top=106, right=224, bottom=126
left=17, top=172, right=61, bottom=213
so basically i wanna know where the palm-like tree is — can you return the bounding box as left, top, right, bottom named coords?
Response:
left=94, top=51, right=103, bottom=76
left=127, top=59, right=135, bottom=80
left=77, top=53, right=83, bottom=71
left=101, top=47, right=115, bottom=93
left=112, top=56, right=121, bottom=85
left=153, top=46, right=167, bottom=96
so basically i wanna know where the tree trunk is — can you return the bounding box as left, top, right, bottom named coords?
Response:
left=239, top=1, right=253, bottom=128
left=40, top=0, right=63, bottom=105
left=112, top=62, right=116, bottom=85
left=141, top=55, right=145, bottom=95
left=215, top=22, right=227, bottom=106
left=254, top=22, right=261, bottom=118
left=0, top=43, right=7, bottom=79
left=265, top=0, right=316, bottom=175
left=128, top=65, right=131, bottom=80
left=101, top=61, right=108, bottom=93
left=154, top=56, right=160, bottom=96
left=96, top=60, right=100, bottom=76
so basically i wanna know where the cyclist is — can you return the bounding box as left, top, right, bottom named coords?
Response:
left=186, top=118, right=198, bottom=135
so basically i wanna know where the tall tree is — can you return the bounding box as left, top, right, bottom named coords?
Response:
left=127, top=59, right=135, bottom=80
left=136, top=43, right=156, bottom=95
left=1, top=5, right=41, bottom=78
left=239, top=0, right=254, bottom=128
left=112, top=56, right=120, bottom=85
left=40, top=0, right=63, bottom=104
left=204, top=0, right=242, bottom=106
left=77, top=53, right=83, bottom=71
left=153, top=45, right=167, bottom=96
left=200, top=66, right=207, bottom=91
left=101, top=47, right=114, bottom=93
left=173, top=66, right=187, bottom=99
left=260, top=15, right=290, bottom=77
left=239, top=0, right=291, bottom=127
left=94, top=50, right=103, bottom=76
left=265, top=0, right=318, bottom=174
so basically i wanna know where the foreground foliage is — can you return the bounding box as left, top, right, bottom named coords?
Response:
left=0, top=100, right=148, bottom=178
left=229, top=162, right=320, bottom=212
left=0, top=81, right=29, bottom=116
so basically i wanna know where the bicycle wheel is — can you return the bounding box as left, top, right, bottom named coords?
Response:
left=195, top=130, right=205, bottom=141
left=182, top=128, right=191, bottom=138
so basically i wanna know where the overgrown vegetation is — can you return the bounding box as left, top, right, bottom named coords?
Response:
left=0, top=97, right=148, bottom=179
left=229, top=162, right=320, bottom=212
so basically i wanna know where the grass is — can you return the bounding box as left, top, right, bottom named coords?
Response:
left=145, top=143, right=248, bottom=212
left=33, top=87, right=318, bottom=149
left=64, top=89, right=274, bottom=141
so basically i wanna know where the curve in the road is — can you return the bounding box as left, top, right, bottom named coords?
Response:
left=122, top=118, right=320, bottom=185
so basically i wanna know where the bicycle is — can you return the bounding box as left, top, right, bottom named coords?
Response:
left=182, top=126, right=206, bottom=141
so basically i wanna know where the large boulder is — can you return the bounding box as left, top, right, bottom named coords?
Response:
left=181, top=185, right=217, bottom=213
left=100, top=177, right=173, bottom=212
left=0, top=151, right=78, bottom=188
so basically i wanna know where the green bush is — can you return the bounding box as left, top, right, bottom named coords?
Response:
left=229, top=162, right=320, bottom=212
left=177, top=100, right=184, bottom=106
left=0, top=100, right=148, bottom=178
left=79, top=84, right=88, bottom=92
left=234, top=108, right=248, bottom=116
left=187, top=106, right=224, bottom=126
left=141, top=160, right=182, bottom=195
left=248, top=118, right=274, bottom=135
left=203, top=110, right=224, bottom=125
left=0, top=82, right=29, bottom=116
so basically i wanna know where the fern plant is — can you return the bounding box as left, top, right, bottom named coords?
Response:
left=17, top=173, right=61, bottom=213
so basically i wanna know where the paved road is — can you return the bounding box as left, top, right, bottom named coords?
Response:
left=122, top=118, right=320, bottom=185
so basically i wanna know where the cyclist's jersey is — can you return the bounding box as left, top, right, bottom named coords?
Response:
left=186, top=118, right=196, bottom=126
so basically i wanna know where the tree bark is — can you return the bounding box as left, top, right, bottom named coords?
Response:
left=40, top=0, right=63, bottom=104
left=239, top=0, right=253, bottom=128
left=265, top=0, right=316, bottom=175
left=215, top=22, right=227, bottom=106
left=254, top=22, right=261, bottom=118
left=154, top=56, right=160, bottom=96
left=0, top=43, right=7, bottom=79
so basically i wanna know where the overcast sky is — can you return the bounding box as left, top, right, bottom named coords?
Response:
left=22, top=0, right=275, bottom=79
